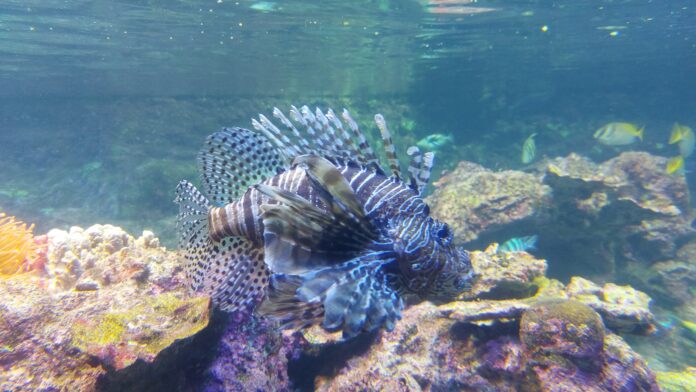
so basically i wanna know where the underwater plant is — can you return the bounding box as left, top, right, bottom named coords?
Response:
left=0, top=212, right=38, bottom=275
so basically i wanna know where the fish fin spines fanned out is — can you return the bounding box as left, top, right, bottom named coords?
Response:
left=253, top=106, right=402, bottom=175
left=255, top=157, right=378, bottom=274
left=175, top=182, right=270, bottom=311
left=374, top=114, right=402, bottom=180
left=174, top=180, right=212, bottom=291
left=258, top=254, right=402, bottom=339
left=405, top=146, right=434, bottom=195
left=197, top=127, right=285, bottom=205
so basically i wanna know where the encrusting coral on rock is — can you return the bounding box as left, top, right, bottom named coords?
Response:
left=428, top=151, right=695, bottom=285
left=299, top=245, right=659, bottom=391
left=1, top=221, right=663, bottom=391
left=0, top=224, right=210, bottom=391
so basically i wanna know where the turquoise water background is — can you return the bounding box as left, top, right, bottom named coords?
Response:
left=1, top=0, right=696, bottom=377
left=1, top=1, right=694, bottom=241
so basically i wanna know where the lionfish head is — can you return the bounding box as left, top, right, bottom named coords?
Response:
left=392, top=216, right=476, bottom=299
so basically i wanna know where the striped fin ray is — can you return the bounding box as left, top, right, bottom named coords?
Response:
left=406, top=146, right=424, bottom=193
left=272, top=107, right=312, bottom=153
left=258, top=254, right=403, bottom=339
left=325, top=108, right=364, bottom=163
left=419, top=151, right=435, bottom=189
left=342, top=109, right=380, bottom=168
left=174, top=181, right=270, bottom=311
left=254, top=157, right=377, bottom=274
left=197, top=127, right=285, bottom=205
left=374, top=114, right=402, bottom=180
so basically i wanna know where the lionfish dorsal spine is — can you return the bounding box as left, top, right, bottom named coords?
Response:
left=374, top=114, right=402, bottom=181
left=342, top=108, right=380, bottom=168
left=325, top=108, right=364, bottom=163
left=272, top=107, right=312, bottom=153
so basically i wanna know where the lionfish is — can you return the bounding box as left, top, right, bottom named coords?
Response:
left=175, top=106, right=476, bottom=338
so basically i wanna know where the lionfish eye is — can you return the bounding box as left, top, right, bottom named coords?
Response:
left=437, top=224, right=450, bottom=239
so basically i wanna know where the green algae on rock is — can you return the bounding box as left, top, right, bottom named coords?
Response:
left=0, top=225, right=211, bottom=391
left=657, top=367, right=696, bottom=392
left=71, top=293, right=210, bottom=369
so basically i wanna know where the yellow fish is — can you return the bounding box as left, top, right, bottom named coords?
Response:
left=666, top=155, right=684, bottom=175
left=594, top=122, right=644, bottom=146
left=521, top=133, right=537, bottom=164
left=669, top=122, right=694, bottom=158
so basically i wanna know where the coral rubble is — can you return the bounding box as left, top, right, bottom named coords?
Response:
left=0, top=225, right=210, bottom=391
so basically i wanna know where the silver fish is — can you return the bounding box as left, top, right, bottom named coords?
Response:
left=521, top=133, right=537, bottom=164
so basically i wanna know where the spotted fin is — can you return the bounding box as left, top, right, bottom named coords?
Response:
left=198, top=127, right=285, bottom=205
left=174, top=181, right=270, bottom=311
left=258, top=253, right=403, bottom=339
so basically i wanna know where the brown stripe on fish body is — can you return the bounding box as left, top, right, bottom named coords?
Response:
left=208, top=202, right=243, bottom=242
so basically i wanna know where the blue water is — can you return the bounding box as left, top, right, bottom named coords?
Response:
left=1, top=0, right=695, bottom=380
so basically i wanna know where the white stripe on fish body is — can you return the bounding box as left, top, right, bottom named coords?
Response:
left=213, top=163, right=427, bottom=246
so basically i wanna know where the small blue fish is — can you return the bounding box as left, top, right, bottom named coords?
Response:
left=499, top=235, right=538, bottom=253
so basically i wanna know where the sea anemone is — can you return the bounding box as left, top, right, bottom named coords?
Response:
left=0, top=212, right=38, bottom=275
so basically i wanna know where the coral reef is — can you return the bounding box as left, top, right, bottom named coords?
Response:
left=0, top=221, right=666, bottom=391
left=0, top=213, right=39, bottom=275
left=310, top=296, right=658, bottom=391
left=428, top=161, right=552, bottom=243
left=0, top=225, right=210, bottom=391
left=428, top=151, right=695, bottom=285
left=299, top=248, right=658, bottom=391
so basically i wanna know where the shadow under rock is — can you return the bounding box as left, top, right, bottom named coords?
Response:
left=95, top=309, right=230, bottom=392
left=288, top=330, right=380, bottom=392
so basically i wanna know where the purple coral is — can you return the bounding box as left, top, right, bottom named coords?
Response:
left=200, top=310, right=305, bottom=392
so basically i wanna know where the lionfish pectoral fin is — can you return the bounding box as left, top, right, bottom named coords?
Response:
left=258, top=253, right=402, bottom=339
left=256, top=274, right=325, bottom=329
left=255, top=182, right=377, bottom=275
left=321, top=261, right=403, bottom=338
left=293, top=155, right=366, bottom=219
left=175, top=181, right=269, bottom=312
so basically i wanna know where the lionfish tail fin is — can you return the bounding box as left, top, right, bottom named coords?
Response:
left=175, top=181, right=270, bottom=312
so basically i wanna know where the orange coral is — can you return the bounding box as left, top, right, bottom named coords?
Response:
left=0, top=212, right=38, bottom=275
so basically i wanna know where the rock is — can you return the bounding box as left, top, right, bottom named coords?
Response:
left=520, top=300, right=605, bottom=371
left=45, top=224, right=173, bottom=291
left=429, top=152, right=695, bottom=286
left=198, top=310, right=306, bottom=392
left=311, top=296, right=658, bottom=392
left=463, top=243, right=547, bottom=300
left=576, top=281, right=654, bottom=334
left=428, top=161, right=552, bottom=244
left=0, top=225, right=211, bottom=392
left=657, top=366, right=696, bottom=392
